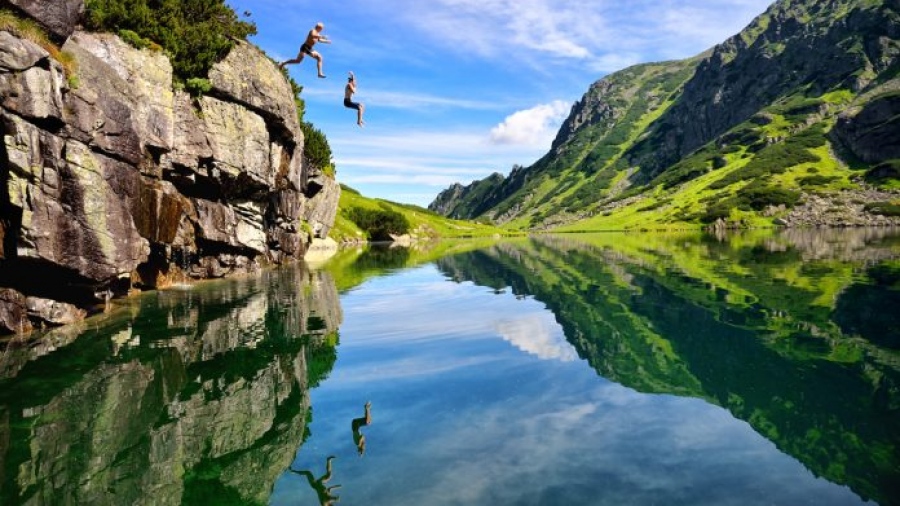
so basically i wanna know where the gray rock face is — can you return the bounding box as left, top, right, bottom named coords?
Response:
left=0, top=32, right=66, bottom=123
left=208, top=41, right=302, bottom=144
left=3, top=0, right=84, bottom=41
left=0, top=30, right=339, bottom=334
left=832, top=93, right=900, bottom=163
left=629, top=0, right=900, bottom=178
left=25, top=296, right=86, bottom=325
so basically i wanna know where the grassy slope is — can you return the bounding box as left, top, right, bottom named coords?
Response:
left=555, top=87, right=892, bottom=232
left=330, top=185, right=514, bottom=243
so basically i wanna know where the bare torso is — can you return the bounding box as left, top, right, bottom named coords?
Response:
left=305, top=28, right=322, bottom=48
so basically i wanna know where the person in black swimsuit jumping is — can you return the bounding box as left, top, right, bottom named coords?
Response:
left=344, top=72, right=365, bottom=127
left=279, top=22, right=330, bottom=78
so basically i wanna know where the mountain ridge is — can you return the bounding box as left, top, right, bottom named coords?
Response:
left=429, top=0, right=900, bottom=230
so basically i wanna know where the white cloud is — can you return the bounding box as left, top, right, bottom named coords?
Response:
left=397, top=0, right=773, bottom=72
left=489, top=100, right=570, bottom=145
left=495, top=314, right=577, bottom=362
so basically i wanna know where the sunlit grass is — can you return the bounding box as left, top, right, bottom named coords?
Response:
left=0, top=10, right=77, bottom=76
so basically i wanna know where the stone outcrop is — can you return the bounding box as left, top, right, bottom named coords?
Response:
left=0, top=0, right=84, bottom=41
left=832, top=91, right=900, bottom=164
left=0, top=28, right=340, bottom=334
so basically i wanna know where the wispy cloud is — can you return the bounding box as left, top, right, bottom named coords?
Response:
left=302, top=87, right=509, bottom=111
left=396, top=0, right=773, bottom=70
left=489, top=100, right=570, bottom=146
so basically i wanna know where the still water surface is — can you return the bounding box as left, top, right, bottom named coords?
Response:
left=1, top=229, right=899, bottom=505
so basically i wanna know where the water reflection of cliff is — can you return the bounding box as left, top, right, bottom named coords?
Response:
left=0, top=265, right=342, bottom=505
left=436, top=229, right=900, bottom=506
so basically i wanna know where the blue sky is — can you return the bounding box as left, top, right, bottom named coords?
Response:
left=226, top=0, right=774, bottom=207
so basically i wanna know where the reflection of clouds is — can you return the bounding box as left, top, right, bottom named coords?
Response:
left=276, top=264, right=865, bottom=506
left=342, top=269, right=564, bottom=348
left=495, top=315, right=577, bottom=362
left=395, top=385, right=862, bottom=506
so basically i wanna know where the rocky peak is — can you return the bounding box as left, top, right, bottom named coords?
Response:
left=628, top=0, right=900, bottom=179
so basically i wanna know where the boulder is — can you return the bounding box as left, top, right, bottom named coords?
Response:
left=61, top=38, right=143, bottom=165
left=4, top=0, right=84, bottom=41
left=0, top=32, right=66, bottom=122
left=132, top=179, right=196, bottom=246
left=25, top=296, right=86, bottom=326
left=301, top=177, right=341, bottom=238
left=208, top=41, right=301, bottom=143
left=163, top=91, right=213, bottom=172
left=0, top=288, right=32, bottom=334
left=200, top=96, right=272, bottom=195
left=0, top=30, right=49, bottom=71
left=4, top=116, right=150, bottom=283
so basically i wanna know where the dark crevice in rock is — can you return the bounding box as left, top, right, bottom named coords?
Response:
left=0, top=129, right=22, bottom=261
left=0, top=258, right=102, bottom=307
left=219, top=170, right=272, bottom=202
left=196, top=238, right=259, bottom=261
left=163, top=158, right=225, bottom=202
left=132, top=243, right=175, bottom=290
left=3, top=108, right=65, bottom=137
left=146, top=145, right=166, bottom=171
left=86, top=143, right=142, bottom=169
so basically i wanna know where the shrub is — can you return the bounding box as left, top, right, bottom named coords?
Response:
left=185, top=77, right=212, bottom=96
left=864, top=201, right=900, bottom=217
left=84, top=0, right=256, bottom=81
left=708, top=123, right=827, bottom=190
left=798, top=175, right=839, bottom=186
left=346, top=205, right=410, bottom=241
left=865, top=160, right=900, bottom=186
left=301, top=122, right=333, bottom=175
left=738, top=183, right=801, bottom=210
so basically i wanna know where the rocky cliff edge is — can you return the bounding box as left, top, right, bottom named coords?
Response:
left=0, top=9, right=341, bottom=334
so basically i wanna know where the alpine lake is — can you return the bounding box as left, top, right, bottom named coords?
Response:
left=1, top=229, right=899, bottom=506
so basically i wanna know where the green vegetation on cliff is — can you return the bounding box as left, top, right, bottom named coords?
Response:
left=0, top=10, right=76, bottom=75
left=84, top=0, right=256, bottom=81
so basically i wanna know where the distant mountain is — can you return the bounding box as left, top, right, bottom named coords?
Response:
left=429, top=0, right=900, bottom=230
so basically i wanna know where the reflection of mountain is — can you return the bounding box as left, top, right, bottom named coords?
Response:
left=436, top=230, right=900, bottom=506
left=0, top=265, right=341, bottom=505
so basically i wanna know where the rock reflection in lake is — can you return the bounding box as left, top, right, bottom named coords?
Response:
left=0, top=264, right=341, bottom=505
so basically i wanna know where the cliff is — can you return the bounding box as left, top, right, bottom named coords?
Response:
left=0, top=6, right=341, bottom=334
left=430, top=0, right=900, bottom=231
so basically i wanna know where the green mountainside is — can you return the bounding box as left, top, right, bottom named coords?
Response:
left=330, top=185, right=512, bottom=243
left=429, top=0, right=900, bottom=230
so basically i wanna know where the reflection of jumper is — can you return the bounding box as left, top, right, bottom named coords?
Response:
left=351, top=401, right=372, bottom=455
left=290, top=456, right=341, bottom=506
